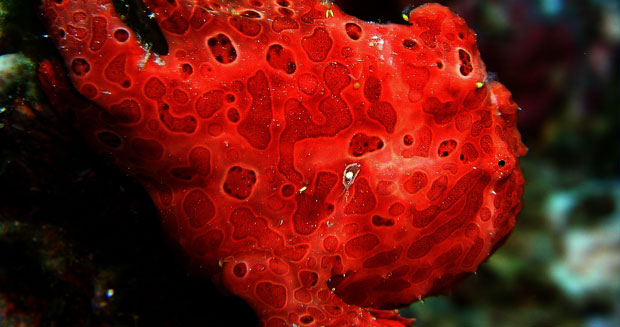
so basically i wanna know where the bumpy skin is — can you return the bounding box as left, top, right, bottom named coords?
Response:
left=38, top=0, right=526, bottom=326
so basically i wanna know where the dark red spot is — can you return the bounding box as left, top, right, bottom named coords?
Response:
left=300, top=316, right=314, bottom=324
left=422, top=97, right=458, bottom=125
left=276, top=244, right=308, bottom=262
left=403, top=134, right=413, bottom=146
left=460, top=142, right=479, bottom=163
left=323, top=235, right=339, bottom=252
left=159, top=102, right=197, bottom=134
left=403, top=171, right=428, bottom=194
left=301, top=7, right=324, bottom=24
left=345, top=22, right=362, bottom=40
left=207, top=34, right=237, bottom=64
left=299, top=270, right=319, bottom=288
left=371, top=215, right=394, bottom=227
left=410, top=205, right=440, bottom=228
left=230, top=207, right=284, bottom=249
left=411, top=8, right=443, bottom=47
left=411, top=265, right=432, bottom=283
left=364, top=76, right=382, bottom=102
left=413, top=126, right=432, bottom=157
left=227, top=107, right=240, bottom=122
left=104, top=54, right=130, bottom=87
left=71, top=58, right=90, bottom=76
left=480, top=135, right=494, bottom=154
left=349, top=133, right=383, bottom=157
left=362, top=247, right=402, bottom=268
left=281, top=184, right=295, bottom=197
left=323, top=62, right=350, bottom=94
left=297, top=73, right=318, bottom=95
left=195, top=89, right=224, bottom=118
left=223, top=166, right=257, bottom=200
left=240, top=10, right=261, bottom=18
left=80, top=83, right=98, bottom=99
left=272, top=16, right=299, bottom=32
left=89, top=16, right=107, bottom=51
left=190, top=7, right=213, bottom=30
left=109, top=99, right=141, bottom=124
left=65, top=26, right=84, bottom=39
left=345, top=234, right=379, bottom=258
left=238, top=70, right=273, bottom=150
left=233, top=262, right=247, bottom=277
left=255, top=282, right=286, bottom=308
left=462, top=238, right=484, bottom=267
left=183, top=189, right=215, bottom=228
left=173, top=89, right=189, bottom=104
left=458, top=49, right=473, bottom=76
left=301, top=27, right=333, bottom=62
left=171, top=167, right=195, bottom=180
left=456, top=113, right=472, bottom=131
left=161, top=11, right=189, bottom=34
left=267, top=44, right=296, bottom=74
left=403, top=39, right=417, bottom=49
left=427, top=175, right=448, bottom=201
left=404, top=65, right=430, bottom=102
left=464, top=86, right=488, bottom=110
left=182, top=63, right=193, bottom=75
left=144, top=77, right=166, bottom=99
left=438, top=139, right=457, bottom=157
left=388, top=203, right=405, bottom=216
left=278, top=7, right=294, bottom=17
left=406, top=235, right=434, bottom=259
left=368, top=102, right=397, bottom=133
left=229, top=16, right=262, bottom=37
left=433, top=245, right=463, bottom=267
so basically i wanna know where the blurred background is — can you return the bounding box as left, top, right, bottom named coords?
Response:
left=0, top=0, right=618, bottom=326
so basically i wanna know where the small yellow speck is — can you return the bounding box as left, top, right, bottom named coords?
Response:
left=218, top=256, right=234, bottom=268
left=402, top=13, right=409, bottom=21
left=230, top=8, right=239, bottom=16
left=353, top=81, right=361, bottom=89
left=476, top=82, right=484, bottom=88
left=325, top=8, right=334, bottom=18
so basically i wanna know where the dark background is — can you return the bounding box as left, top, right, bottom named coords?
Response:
left=0, top=0, right=618, bottom=326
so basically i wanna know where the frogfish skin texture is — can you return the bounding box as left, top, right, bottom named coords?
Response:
left=38, top=0, right=527, bottom=326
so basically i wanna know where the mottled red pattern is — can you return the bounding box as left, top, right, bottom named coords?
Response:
left=38, top=0, right=526, bottom=326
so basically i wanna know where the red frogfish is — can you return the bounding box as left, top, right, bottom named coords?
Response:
left=38, top=0, right=526, bottom=326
